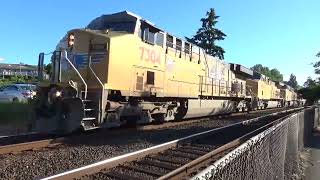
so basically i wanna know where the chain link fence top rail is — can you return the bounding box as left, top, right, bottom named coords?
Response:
left=193, top=107, right=318, bottom=180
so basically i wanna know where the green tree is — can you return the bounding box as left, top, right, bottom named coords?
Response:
left=251, top=64, right=283, bottom=82
left=270, top=69, right=283, bottom=82
left=314, top=52, right=320, bottom=74
left=44, top=63, right=52, bottom=77
left=298, top=52, right=320, bottom=104
left=286, top=74, right=298, bottom=89
left=298, top=85, right=320, bottom=104
left=303, top=77, right=317, bottom=88
left=187, top=8, right=226, bottom=59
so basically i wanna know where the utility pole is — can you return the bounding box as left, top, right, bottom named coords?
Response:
left=19, top=56, right=22, bottom=76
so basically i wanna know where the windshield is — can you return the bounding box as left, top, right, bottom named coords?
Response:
left=87, top=21, right=136, bottom=33
left=17, top=85, right=36, bottom=91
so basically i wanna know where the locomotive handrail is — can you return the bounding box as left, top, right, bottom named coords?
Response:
left=63, top=50, right=88, bottom=99
left=201, top=48, right=210, bottom=77
left=88, top=56, right=105, bottom=123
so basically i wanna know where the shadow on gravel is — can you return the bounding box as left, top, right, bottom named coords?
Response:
left=60, top=125, right=218, bottom=147
left=41, top=108, right=286, bottom=149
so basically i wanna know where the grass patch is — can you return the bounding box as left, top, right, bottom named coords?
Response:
left=0, top=102, right=33, bottom=126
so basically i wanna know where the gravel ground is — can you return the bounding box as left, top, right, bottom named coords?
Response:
left=0, top=108, right=285, bottom=180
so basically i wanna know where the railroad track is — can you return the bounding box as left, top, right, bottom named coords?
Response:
left=42, top=107, right=304, bottom=180
left=0, top=132, right=55, bottom=146
left=0, top=107, right=291, bottom=155
left=0, top=137, right=66, bottom=155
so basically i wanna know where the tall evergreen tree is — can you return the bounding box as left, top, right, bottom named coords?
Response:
left=187, top=8, right=226, bottom=59
left=286, top=74, right=298, bottom=89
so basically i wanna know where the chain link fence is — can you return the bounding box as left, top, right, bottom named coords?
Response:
left=193, top=107, right=319, bottom=180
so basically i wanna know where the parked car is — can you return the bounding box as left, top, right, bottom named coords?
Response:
left=0, top=84, right=36, bottom=103
left=14, top=83, right=37, bottom=98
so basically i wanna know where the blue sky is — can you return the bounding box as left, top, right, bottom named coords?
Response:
left=0, top=0, right=319, bottom=85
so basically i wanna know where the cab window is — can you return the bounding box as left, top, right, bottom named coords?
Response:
left=155, top=33, right=164, bottom=47
left=184, top=42, right=190, bottom=54
left=140, top=21, right=163, bottom=46
left=166, top=34, right=174, bottom=48
left=176, top=39, right=182, bottom=51
left=87, top=21, right=136, bottom=33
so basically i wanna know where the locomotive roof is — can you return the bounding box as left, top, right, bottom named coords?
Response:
left=87, top=11, right=140, bottom=29
left=87, top=11, right=162, bottom=32
left=86, top=11, right=210, bottom=58
left=229, top=63, right=253, bottom=78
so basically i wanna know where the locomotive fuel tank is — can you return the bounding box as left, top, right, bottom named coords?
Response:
left=184, top=99, right=236, bottom=119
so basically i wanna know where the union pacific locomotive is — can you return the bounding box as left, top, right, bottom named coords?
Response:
left=35, top=11, right=302, bottom=133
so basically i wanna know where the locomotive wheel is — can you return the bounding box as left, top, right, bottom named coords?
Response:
left=152, top=113, right=166, bottom=124
left=175, top=109, right=187, bottom=120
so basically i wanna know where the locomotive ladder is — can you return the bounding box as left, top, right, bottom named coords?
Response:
left=63, top=51, right=104, bottom=130
left=87, top=55, right=105, bottom=126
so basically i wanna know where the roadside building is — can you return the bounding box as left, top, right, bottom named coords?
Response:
left=0, top=63, right=38, bottom=78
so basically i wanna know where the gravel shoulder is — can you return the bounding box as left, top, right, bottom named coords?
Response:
left=303, top=129, right=320, bottom=180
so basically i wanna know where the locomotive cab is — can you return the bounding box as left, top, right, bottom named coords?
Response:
left=35, top=12, right=141, bottom=133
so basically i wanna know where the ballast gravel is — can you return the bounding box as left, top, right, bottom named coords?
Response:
left=0, top=108, right=284, bottom=179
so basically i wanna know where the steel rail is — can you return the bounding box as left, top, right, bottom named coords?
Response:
left=41, top=107, right=304, bottom=180
left=0, top=132, right=51, bottom=145
left=157, top=109, right=298, bottom=180
left=0, top=137, right=65, bottom=155
left=0, top=107, right=301, bottom=156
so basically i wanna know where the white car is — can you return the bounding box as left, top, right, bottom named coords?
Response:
left=14, top=84, right=37, bottom=98
left=0, top=84, right=36, bottom=103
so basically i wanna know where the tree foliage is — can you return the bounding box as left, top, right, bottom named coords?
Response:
left=298, top=85, right=320, bottom=104
left=44, top=63, right=52, bottom=77
left=303, top=76, right=317, bottom=88
left=0, top=75, right=36, bottom=86
left=285, top=74, right=298, bottom=89
left=299, top=53, right=320, bottom=104
left=314, top=52, right=320, bottom=74
left=250, top=64, right=283, bottom=82
left=187, top=8, right=226, bottom=59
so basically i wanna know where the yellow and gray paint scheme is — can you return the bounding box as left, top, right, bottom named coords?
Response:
left=35, top=11, right=300, bottom=133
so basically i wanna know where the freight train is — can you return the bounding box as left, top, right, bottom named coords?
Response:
left=35, top=11, right=302, bottom=133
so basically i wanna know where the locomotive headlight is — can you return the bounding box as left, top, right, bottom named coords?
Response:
left=68, top=33, right=75, bottom=47
left=55, top=91, right=62, bottom=97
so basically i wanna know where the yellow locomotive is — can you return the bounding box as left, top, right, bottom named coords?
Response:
left=35, top=11, right=299, bottom=133
left=246, top=72, right=282, bottom=109
left=277, top=82, right=298, bottom=107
